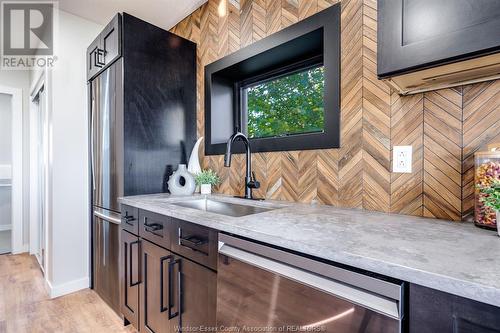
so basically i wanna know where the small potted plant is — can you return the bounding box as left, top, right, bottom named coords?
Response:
left=479, top=179, right=500, bottom=237
left=195, top=169, right=221, bottom=195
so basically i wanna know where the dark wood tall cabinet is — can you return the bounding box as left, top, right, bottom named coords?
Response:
left=88, top=11, right=197, bottom=315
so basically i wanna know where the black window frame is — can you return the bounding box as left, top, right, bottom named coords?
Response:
left=239, top=55, right=325, bottom=141
left=204, top=4, right=340, bottom=155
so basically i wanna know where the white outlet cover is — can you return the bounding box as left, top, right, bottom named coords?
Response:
left=393, top=146, right=412, bottom=173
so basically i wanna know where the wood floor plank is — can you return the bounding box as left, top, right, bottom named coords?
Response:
left=0, top=254, right=135, bottom=333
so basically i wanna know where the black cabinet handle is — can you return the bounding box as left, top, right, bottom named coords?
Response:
left=123, top=215, right=136, bottom=226
left=168, top=258, right=181, bottom=319
left=94, top=48, right=105, bottom=67
left=144, top=218, right=163, bottom=233
left=129, top=240, right=141, bottom=287
left=179, top=235, right=207, bottom=247
left=178, top=261, right=183, bottom=318
left=160, top=255, right=172, bottom=313
left=179, top=231, right=209, bottom=256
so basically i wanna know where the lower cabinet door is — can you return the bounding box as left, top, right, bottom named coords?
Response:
left=121, top=230, right=140, bottom=330
left=170, top=256, right=217, bottom=330
left=409, top=284, right=500, bottom=333
left=140, top=240, right=175, bottom=333
left=93, top=215, right=120, bottom=314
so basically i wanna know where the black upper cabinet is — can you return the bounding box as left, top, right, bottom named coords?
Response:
left=378, top=0, right=500, bottom=78
left=87, top=14, right=121, bottom=81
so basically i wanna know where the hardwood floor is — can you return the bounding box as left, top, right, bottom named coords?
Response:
left=0, top=253, right=136, bottom=333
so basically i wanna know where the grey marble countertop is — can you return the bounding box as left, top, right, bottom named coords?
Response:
left=119, top=193, right=500, bottom=307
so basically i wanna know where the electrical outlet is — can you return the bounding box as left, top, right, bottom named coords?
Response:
left=393, top=146, right=412, bottom=173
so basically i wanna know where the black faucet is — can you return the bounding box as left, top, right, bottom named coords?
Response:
left=224, top=132, right=260, bottom=199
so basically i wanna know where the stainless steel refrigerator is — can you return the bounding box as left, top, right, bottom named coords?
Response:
left=88, top=13, right=196, bottom=314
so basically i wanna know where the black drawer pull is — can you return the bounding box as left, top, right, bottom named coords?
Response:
left=160, top=255, right=172, bottom=313
left=123, top=215, right=136, bottom=226
left=144, top=219, right=163, bottom=233
left=179, top=231, right=209, bottom=256
left=168, top=258, right=181, bottom=319
left=129, top=240, right=141, bottom=287
left=180, top=235, right=207, bottom=247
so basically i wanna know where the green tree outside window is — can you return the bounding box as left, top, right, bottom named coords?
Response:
left=246, top=66, right=325, bottom=139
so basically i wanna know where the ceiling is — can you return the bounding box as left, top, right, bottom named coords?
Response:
left=58, top=0, right=207, bottom=30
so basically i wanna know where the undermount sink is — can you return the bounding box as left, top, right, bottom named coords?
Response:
left=172, top=199, right=274, bottom=217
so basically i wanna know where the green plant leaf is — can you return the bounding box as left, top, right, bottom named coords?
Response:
left=195, top=169, right=221, bottom=186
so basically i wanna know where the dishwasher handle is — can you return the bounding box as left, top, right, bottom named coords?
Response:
left=219, top=242, right=401, bottom=320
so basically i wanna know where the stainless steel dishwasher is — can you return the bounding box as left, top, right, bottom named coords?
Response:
left=217, top=234, right=405, bottom=333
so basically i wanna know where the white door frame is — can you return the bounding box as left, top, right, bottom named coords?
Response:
left=0, top=85, right=23, bottom=254
left=29, top=70, right=50, bottom=275
left=29, top=76, right=42, bottom=258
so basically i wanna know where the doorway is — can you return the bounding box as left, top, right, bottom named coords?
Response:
left=0, top=86, right=23, bottom=255
left=29, top=79, right=49, bottom=271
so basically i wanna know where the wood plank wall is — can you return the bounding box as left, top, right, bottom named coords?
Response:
left=170, top=0, right=500, bottom=221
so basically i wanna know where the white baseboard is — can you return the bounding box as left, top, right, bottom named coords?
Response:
left=12, top=243, right=29, bottom=254
left=47, top=276, right=90, bottom=299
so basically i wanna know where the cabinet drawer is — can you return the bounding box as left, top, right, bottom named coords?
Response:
left=171, top=219, right=218, bottom=271
left=121, top=205, right=139, bottom=235
left=139, top=210, right=173, bottom=249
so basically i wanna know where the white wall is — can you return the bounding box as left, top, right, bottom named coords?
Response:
left=0, top=93, right=12, bottom=164
left=0, top=69, right=31, bottom=248
left=0, top=94, right=12, bottom=233
left=30, top=10, right=102, bottom=296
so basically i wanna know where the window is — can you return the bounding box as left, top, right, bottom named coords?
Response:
left=243, top=65, right=325, bottom=139
left=204, top=3, right=340, bottom=155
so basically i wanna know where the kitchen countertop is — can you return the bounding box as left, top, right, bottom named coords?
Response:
left=119, top=193, right=500, bottom=308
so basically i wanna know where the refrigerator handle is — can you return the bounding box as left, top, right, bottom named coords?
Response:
left=90, top=92, right=96, bottom=192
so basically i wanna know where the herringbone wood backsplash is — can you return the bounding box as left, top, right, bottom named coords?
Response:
left=170, top=0, right=500, bottom=221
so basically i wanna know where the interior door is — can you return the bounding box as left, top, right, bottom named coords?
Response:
left=36, top=87, right=47, bottom=268
left=140, top=240, right=175, bottom=333
left=121, top=229, right=141, bottom=329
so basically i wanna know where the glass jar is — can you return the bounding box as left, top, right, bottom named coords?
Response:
left=474, top=151, right=500, bottom=230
